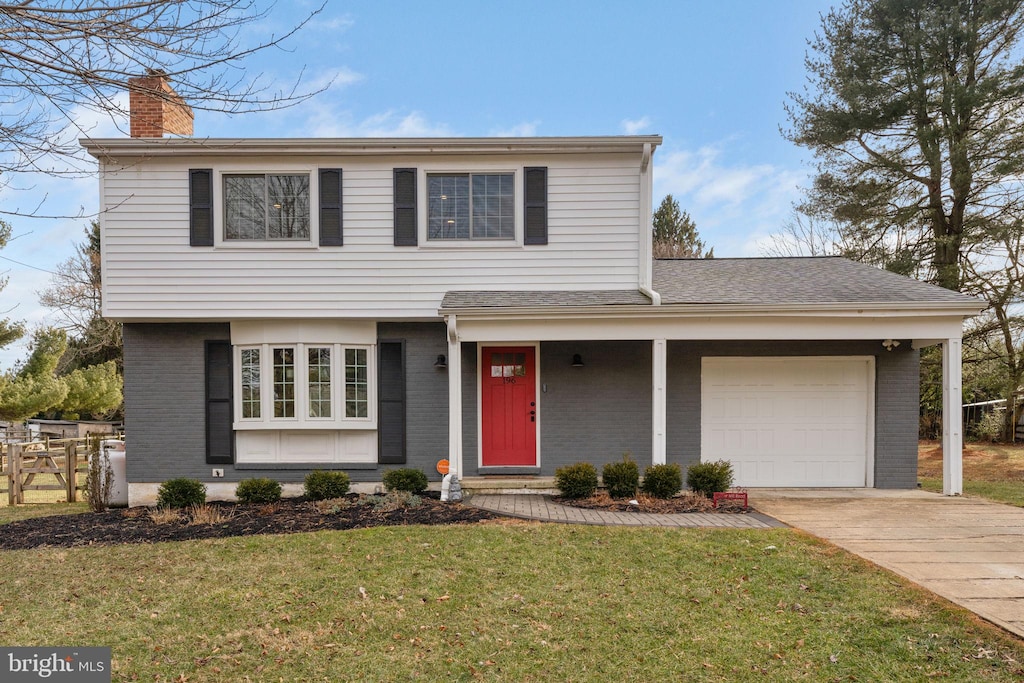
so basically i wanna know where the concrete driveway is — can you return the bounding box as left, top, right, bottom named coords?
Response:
left=750, top=489, right=1024, bottom=640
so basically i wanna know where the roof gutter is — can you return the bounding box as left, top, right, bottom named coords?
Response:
left=439, top=299, right=985, bottom=319
left=80, top=135, right=665, bottom=159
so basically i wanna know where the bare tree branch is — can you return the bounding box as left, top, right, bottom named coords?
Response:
left=0, top=1, right=330, bottom=218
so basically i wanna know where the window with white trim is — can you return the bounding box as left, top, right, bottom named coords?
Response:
left=224, top=173, right=311, bottom=240
left=345, top=348, right=368, bottom=418
left=240, top=348, right=261, bottom=419
left=308, top=347, right=332, bottom=418
left=427, top=173, right=514, bottom=240
left=235, top=343, right=374, bottom=428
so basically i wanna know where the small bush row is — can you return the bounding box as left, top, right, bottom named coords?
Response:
left=156, top=466, right=432, bottom=507
left=554, top=459, right=734, bottom=499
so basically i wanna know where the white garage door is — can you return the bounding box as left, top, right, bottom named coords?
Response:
left=701, top=357, right=872, bottom=487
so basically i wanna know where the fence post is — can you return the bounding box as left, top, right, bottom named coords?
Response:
left=9, top=444, right=21, bottom=505
left=65, top=443, right=76, bottom=503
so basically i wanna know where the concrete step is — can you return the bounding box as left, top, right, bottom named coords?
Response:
left=460, top=476, right=559, bottom=495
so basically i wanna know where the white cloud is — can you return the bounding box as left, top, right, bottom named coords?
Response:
left=312, top=15, right=356, bottom=32
left=491, top=121, right=540, bottom=137
left=302, top=104, right=456, bottom=138
left=653, top=143, right=805, bottom=257
left=306, top=67, right=364, bottom=93
left=622, top=116, right=652, bottom=135
left=68, top=93, right=132, bottom=140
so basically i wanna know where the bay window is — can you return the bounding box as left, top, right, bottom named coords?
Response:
left=235, top=342, right=374, bottom=428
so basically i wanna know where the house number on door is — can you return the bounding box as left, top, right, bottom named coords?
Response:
left=503, top=377, right=517, bottom=384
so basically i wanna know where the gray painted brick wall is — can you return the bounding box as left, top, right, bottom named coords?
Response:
left=460, top=342, right=479, bottom=468
left=537, top=341, right=653, bottom=475
left=378, top=322, right=450, bottom=480
left=125, top=322, right=451, bottom=484
left=123, top=323, right=230, bottom=483
left=665, top=340, right=920, bottom=487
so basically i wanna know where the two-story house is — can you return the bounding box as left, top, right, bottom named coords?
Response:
left=82, top=76, right=981, bottom=505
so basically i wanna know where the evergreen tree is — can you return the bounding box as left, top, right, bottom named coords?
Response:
left=652, top=195, right=713, bottom=258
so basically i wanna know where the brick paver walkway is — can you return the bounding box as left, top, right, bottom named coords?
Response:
left=467, top=494, right=784, bottom=528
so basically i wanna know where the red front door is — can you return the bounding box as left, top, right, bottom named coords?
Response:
left=481, top=347, right=537, bottom=466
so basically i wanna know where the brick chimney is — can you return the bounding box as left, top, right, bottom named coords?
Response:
left=128, top=70, right=194, bottom=138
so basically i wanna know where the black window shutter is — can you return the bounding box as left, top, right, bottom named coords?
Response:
left=378, top=340, right=407, bottom=464
left=205, top=340, right=234, bottom=464
left=393, top=168, right=417, bottom=246
left=524, top=167, right=548, bottom=245
left=189, top=169, right=214, bottom=246
left=319, top=168, right=344, bottom=246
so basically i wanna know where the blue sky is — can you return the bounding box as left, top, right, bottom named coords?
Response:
left=0, top=0, right=834, bottom=370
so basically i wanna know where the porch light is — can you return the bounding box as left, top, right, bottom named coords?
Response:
left=434, top=354, right=447, bottom=369
left=571, top=354, right=584, bottom=367
left=882, top=339, right=901, bottom=351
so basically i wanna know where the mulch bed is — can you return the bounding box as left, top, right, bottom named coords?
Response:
left=0, top=494, right=496, bottom=551
left=555, top=491, right=751, bottom=514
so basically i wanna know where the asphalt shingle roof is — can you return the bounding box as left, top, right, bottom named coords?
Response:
left=439, top=257, right=981, bottom=310
left=652, top=257, right=979, bottom=305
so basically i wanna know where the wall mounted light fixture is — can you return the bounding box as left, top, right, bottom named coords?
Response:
left=881, top=339, right=901, bottom=352
left=571, top=353, right=584, bottom=367
left=434, top=354, right=447, bottom=369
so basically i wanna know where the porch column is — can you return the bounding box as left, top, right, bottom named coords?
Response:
left=941, top=337, right=963, bottom=495
left=446, top=316, right=464, bottom=480
left=652, top=339, right=667, bottom=465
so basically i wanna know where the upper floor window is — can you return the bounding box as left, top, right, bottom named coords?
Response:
left=427, top=173, right=513, bottom=240
left=224, top=173, right=310, bottom=240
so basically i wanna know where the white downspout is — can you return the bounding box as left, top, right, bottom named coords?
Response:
left=638, top=142, right=660, bottom=306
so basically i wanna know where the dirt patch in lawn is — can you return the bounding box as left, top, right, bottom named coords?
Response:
left=556, top=491, right=751, bottom=513
left=0, top=494, right=495, bottom=550
left=919, top=440, right=1024, bottom=481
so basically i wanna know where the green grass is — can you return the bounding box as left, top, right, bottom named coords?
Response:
left=919, top=477, right=1024, bottom=507
left=919, top=440, right=1024, bottom=506
left=0, top=523, right=1021, bottom=681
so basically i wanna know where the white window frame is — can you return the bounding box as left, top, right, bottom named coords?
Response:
left=417, top=166, right=522, bottom=247
left=212, top=165, right=320, bottom=249
left=233, top=342, right=376, bottom=430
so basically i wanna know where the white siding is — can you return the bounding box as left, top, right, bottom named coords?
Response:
left=100, top=152, right=643, bottom=320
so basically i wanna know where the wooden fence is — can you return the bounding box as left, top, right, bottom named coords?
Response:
left=0, top=435, right=104, bottom=505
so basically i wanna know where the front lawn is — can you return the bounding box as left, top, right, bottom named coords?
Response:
left=919, top=440, right=1024, bottom=506
left=0, top=523, right=1020, bottom=681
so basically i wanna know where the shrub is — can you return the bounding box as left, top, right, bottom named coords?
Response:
left=686, top=460, right=734, bottom=498
left=971, top=409, right=1004, bottom=443
left=641, top=463, right=683, bottom=499
left=156, top=478, right=206, bottom=509
left=362, top=490, right=423, bottom=512
left=235, top=477, right=282, bottom=504
left=555, top=462, right=598, bottom=499
left=602, top=454, right=639, bottom=499
left=382, top=468, right=429, bottom=493
left=304, top=470, right=351, bottom=501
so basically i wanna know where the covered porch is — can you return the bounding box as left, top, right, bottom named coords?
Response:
left=439, top=259, right=983, bottom=494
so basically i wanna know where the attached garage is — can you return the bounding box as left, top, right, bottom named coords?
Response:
left=701, top=357, right=873, bottom=487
